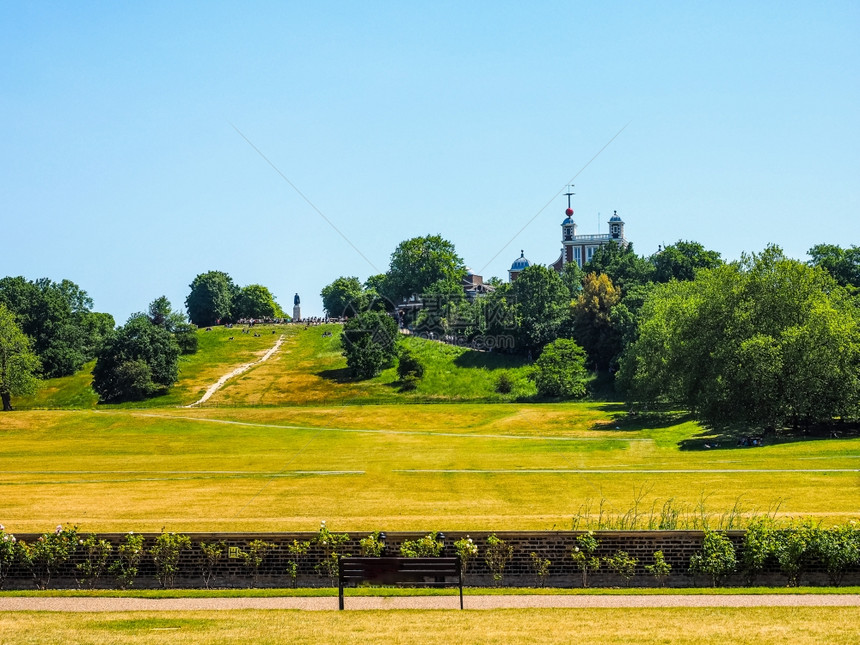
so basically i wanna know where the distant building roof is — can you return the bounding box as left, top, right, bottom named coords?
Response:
left=510, top=250, right=531, bottom=271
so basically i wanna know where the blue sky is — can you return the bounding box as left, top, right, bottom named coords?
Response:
left=2, top=1, right=858, bottom=321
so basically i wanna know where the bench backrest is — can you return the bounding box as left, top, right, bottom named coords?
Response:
left=338, top=556, right=463, bottom=609
left=340, top=557, right=460, bottom=585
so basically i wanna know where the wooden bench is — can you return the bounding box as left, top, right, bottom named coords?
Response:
left=338, top=556, right=463, bottom=610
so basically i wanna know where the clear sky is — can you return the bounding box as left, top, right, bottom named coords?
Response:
left=2, top=1, right=858, bottom=322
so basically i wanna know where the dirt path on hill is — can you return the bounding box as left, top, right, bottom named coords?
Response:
left=2, top=594, right=859, bottom=612
left=184, top=335, right=285, bottom=408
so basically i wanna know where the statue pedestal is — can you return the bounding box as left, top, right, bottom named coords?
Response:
left=292, top=305, right=301, bottom=322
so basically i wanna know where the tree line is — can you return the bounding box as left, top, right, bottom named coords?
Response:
left=322, top=237, right=860, bottom=429
left=0, top=271, right=285, bottom=408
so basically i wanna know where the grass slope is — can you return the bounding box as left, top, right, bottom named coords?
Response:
left=15, top=324, right=536, bottom=409
left=1, top=405, right=857, bottom=533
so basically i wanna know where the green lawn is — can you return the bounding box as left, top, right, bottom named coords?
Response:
left=2, top=608, right=858, bottom=644
left=1, top=404, right=857, bottom=533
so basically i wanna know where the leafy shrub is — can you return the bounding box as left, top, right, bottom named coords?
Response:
left=315, top=521, right=350, bottom=584
left=485, top=534, right=513, bottom=586
left=75, top=534, right=112, bottom=589
left=110, top=532, right=145, bottom=589
left=0, top=526, right=17, bottom=589
left=17, top=525, right=78, bottom=590
left=495, top=372, right=513, bottom=394
left=741, top=518, right=776, bottom=585
left=690, top=530, right=736, bottom=587
left=571, top=531, right=600, bottom=588
left=530, top=552, right=551, bottom=587
left=454, top=536, right=479, bottom=576
left=341, top=311, right=399, bottom=379
left=285, top=539, right=312, bottom=588
left=239, top=540, right=277, bottom=588
left=644, top=550, right=672, bottom=587
left=533, top=338, right=588, bottom=398
left=149, top=530, right=191, bottom=589
left=199, top=541, right=225, bottom=590
left=397, top=349, right=425, bottom=382
left=773, top=521, right=817, bottom=587
left=359, top=531, right=386, bottom=557
left=813, top=522, right=860, bottom=586
left=401, top=532, right=444, bottom=558
left=605, top=550, right=637, bottom=586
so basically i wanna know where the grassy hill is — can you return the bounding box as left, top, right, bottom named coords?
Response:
left=1, top=404, right=858, bottom=533
left=16, top=324, right=537, bottom=409
left=6, top=323, right=858, bottom=534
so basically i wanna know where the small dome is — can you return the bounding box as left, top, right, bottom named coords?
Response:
left=609, top=210, right=623, bottom=222
left=562, top=217, right=575, bottom=226
left=510, top=250, right=531, bottom=271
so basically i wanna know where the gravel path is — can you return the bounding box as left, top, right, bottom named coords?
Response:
left=2, top=595, right=859, bottom=612
left=184, top=335, right=285, bottom=408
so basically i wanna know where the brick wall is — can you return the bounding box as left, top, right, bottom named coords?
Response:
left=2, top=530, right=857, bottom=590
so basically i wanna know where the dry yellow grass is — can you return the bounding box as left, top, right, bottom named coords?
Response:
left=1, top=608, right=859, bottom=644
left=1, top=406, right=857, bottom=533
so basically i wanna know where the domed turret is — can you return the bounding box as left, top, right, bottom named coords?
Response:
left=508, top=250, right=531, bottom=282
left=608, top=210, right=625, bottom=241
left=510, top=251, right=530, bottom=271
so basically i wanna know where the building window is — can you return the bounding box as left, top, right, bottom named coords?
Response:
left=586, top=246, right=595, bottom=262
left=574, top=247, right=581, bottom=266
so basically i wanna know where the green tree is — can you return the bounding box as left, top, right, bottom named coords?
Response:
left=232, top=284, right=284, bottom=320
left=560, top=262, right=585, bottom=299
left=321, top=276, right=365, bottom=317
left=0, top=276, right=109, bottom=377
left=619, top=246, right=860, bottom=429
left=572, top=272, right=622, bottom=372
left=533, top=338, right=588, bottom=398
left=0, top=304, right=41, bottom=411
left=185, top=270, right=238, bottom=326
left=512, top=265, right=570, bottom=352
left=584, top=242, right=655, bottom=293
left=651, top=240, right=722, bottom=283
left=808, top=243, right=860, bottom=289
left=385, top=235, right=465, bottom=302
left=147, top=296, right=197, bottom=354
left=92, top=317, right=180, bottom=402
left=147, top=296, right=186, bottom=331
left=340, top=310, right=399, bottom=379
